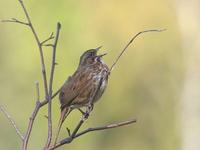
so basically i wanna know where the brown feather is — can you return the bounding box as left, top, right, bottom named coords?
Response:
left=54, top=107, right=71, bottom=145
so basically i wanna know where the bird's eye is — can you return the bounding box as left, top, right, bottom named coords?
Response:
left=88, top=52, right=93, bottom=57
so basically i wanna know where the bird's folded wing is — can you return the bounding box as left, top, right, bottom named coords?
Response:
left=59, top=68, right=94, bottom=109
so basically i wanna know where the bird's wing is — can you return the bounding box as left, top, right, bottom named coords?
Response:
left=70, top=77, right=97, bottom=106
left=59, top=75, right=78, bottom=110
left=59, top=68, right=94, bottom=109
left=71, top=70, right=107, bottom=106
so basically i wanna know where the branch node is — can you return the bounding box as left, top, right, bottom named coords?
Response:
left=41, top=32, right=55, bottom=45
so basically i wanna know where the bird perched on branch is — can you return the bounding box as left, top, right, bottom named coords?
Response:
left=54, top=46, right=109, bottom=143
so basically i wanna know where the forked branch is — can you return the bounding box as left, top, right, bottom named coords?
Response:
left=18, top=0, right=49, bottom=98
left=41, top=32, right=55, bottom=45
left=22, top=89, right=61, bottom=150
left=2, top=18, right=29, bottom=26
left=2, top=0, right=61, bottom=149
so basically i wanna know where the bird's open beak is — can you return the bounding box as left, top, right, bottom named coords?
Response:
left=97, top=53, right=107, bottom=57
left=95, top=46, right=107, bottom=57
left=95, top=46, right=103, bottom=51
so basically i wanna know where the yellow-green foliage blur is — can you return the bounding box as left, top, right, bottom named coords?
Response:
left=1, top=0, right=200, bottom=150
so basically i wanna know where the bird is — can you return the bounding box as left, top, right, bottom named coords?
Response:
left=54, top=46, right=109, bottom=144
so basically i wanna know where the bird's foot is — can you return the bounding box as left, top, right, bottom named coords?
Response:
left=87, top=103, right=93, bottom=114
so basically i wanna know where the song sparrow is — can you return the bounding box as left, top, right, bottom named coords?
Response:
left=54, top=46, right=109, bottom=143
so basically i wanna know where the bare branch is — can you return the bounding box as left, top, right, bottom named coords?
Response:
left=0, top=104, right=24, bottom=140
left=22, top=88, right=60, bottom=150
left=110, top=29, right=166, bottom=71
left=75, top=118, right=136, bottom=138
left=43, top=44, right=54, bottom=47
left=22, top=101, right=41, bottom=150
left=40, top=88, right=61, bottom=107
left=2, top=18, right=29, bottom=26
left=49, top=117, right=136, bottom=150
left=35, top=81, right=40, bottom=101
left=71, top=116, right=86, bottom=138
left=22, top=82, right=41, bottom=149
left=18, top=0, right=49, bottom=99
left=41, top=32, right=55, bottom=45
left=45, top=22, right=61, bottom=148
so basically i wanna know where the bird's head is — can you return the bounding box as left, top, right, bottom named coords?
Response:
left=79, top=46, right=106, bottom=66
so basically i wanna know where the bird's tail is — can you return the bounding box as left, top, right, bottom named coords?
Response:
left=54, top=107, right=71, bottom=145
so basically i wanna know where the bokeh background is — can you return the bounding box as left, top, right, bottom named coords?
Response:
left=0, top=0, right=200, bottom=150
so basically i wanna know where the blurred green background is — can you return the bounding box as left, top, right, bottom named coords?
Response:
left=0, top=0, right=200, bottom=150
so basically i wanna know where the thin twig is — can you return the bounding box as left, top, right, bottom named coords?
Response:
left=71, top=115, right=87, bottom=138
left=2, top=18, right=29, bottom=26
left=40, top=88, right=61, bottom=107
left=0, top=104, right=24, bottom=140
left=18, top=0, right=49, bottom=99
left=48, top=118, right=136, bottom=150
left=35, top=81, right=40, bottom=101
left=22, top=101, right=41, bottom=150
left=110, top=29, right=166, bottom=71
left=75, top=118, right=136, bottom=138
left=22, top=82, right=40, bottom=149
left=22, top=88, right=60, bottom=150
left=45, top=22, right=61, bottom=148
left=43, top=44, right=54, bottom=47
left=41, top=32, right=54, bottom=45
